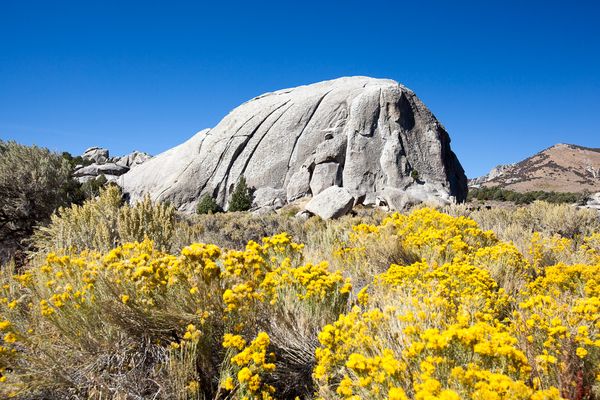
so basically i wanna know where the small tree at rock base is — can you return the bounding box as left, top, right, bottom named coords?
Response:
left=411, top=169, right=420, bottom=182
left=228, top=176, right=253, bottom=212
left=196, top=193, right=221, bottom=214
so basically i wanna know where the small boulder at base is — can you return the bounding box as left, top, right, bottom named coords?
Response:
left=382, top=185, right=451, bottom=210
left=252, top=187, right=286, bottom=209
left=583, top=192, right=600, bottom=212
left=295, top=209, right=313, bottom=221
left=305, top=186, right=354, bottom=220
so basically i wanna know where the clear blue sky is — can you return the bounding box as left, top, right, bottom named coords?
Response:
left=1, top=0, right=599, bottom=178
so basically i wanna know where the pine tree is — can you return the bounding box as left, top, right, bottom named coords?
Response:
left=411, top=169, right=420, bottom=182
left=228, top=176, right=252, bottom=212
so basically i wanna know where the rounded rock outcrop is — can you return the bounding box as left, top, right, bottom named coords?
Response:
left=119, top=76, right=467, bottom=212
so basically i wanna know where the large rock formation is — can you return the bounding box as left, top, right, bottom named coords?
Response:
left=119, top=77, right=467, bottom=212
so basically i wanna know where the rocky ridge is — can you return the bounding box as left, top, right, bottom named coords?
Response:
left=74, top=147, right=151, bottom=183
left=471, top=143, right=600, bottom=193
left=119, top=77, right=468, bottom=216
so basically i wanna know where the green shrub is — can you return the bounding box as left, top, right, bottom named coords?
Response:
left=410, top=169, right=419, bottom=181
left=228, top=176, right=253, bottom=212
left=32, top=185, right=123, bottom=254
left=0, top=141, right=79, bottom=262
left=196, top=193, right=221, bottom=214
left=468, top=186, right=586, bottom=205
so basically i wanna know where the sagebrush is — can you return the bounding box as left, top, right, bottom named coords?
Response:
left=0, top=204, right=598, bottom=399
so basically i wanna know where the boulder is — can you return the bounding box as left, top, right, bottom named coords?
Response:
left=584, top=192, right=600, bottom=211
left=74, top=162, right=130, bottom=178
left=287, top=167, right=312, bottom=202
left=295, top=209, right=313, bottom=221
left=82, top=147, right=109, bottom=164
left=382, top=185, right=451, bottom=210
left=119, top=77, right=467, bottom=212
left=115, top=151, right=152, bottom=169
left=305, top=186, right=354, bottom=220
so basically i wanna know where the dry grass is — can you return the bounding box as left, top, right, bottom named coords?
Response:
left=0, top=199, right=598, bottom=399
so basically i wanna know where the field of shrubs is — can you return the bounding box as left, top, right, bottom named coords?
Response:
left=0, top=186, right=599, bottom=399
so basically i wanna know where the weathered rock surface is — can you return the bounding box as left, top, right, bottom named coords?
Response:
left=119, top=76, right=467, bottom=212
left=82, top=147, right=109, bottom=164
left=114, top=151, right=152, bottom=169
left=305, top=186, right=354, bottom=220
left=74, top=162, right=130, bottom=177
left=380, top=184, right=452, bottom=210
left=310, top=162, right=342, bottom=195
left=74, top=148, right=152, bottom=183
left=583, top=192, right=600, bottom=212
left=252, top=187, right=286, bottom=210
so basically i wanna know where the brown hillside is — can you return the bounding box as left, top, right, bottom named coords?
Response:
left=476, top=143, right=600, bottom=193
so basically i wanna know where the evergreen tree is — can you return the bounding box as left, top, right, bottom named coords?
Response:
left=410, top=169, right=420, bottom=181
left=197, top=193, right=221, bottom=214
left=228, top=176, right=253, bottom=212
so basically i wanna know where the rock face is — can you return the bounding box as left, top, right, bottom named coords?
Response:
left=74, top=162, right=130, bottom=178
left=119, top=76, right=467, bottom=212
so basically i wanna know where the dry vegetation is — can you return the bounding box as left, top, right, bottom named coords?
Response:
left=0, top=188, right=599, bottom=399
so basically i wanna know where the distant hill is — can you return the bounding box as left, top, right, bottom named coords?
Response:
left=471, top=143, right=600, bottom=193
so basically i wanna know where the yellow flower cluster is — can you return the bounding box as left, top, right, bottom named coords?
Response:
left=0, top=230, right=353, bottom=398
left=381, top=208, right=497, bottom=263
left=315, top=208, right=598, bottom=400
left=0, top=207, right=598, bottom=399
left=288, top=261, right=352, bottom=300
left=513, top=262, right=600, bottom=398
left=222, top=332, right=276, bottom=399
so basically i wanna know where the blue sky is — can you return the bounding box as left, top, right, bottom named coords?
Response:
left=1, top=0, right=599, bottom=178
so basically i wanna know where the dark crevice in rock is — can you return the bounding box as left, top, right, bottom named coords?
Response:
left=397, top=91, right=415, bottom=131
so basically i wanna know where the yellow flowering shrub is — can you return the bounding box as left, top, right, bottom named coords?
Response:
left=316, top=208, right=598, bottom=400
left=0, top=206, right=598, bottom=399
left=222, top=331, right=277, bottom=399
left=513, top=262, right=600, bottom=399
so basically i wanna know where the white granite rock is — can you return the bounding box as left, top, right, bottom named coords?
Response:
left=82, top=147, right=109, bottom=164
left=305, top=186, right=354, bottom=220
left=119, top=77, right=467, bottom=212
